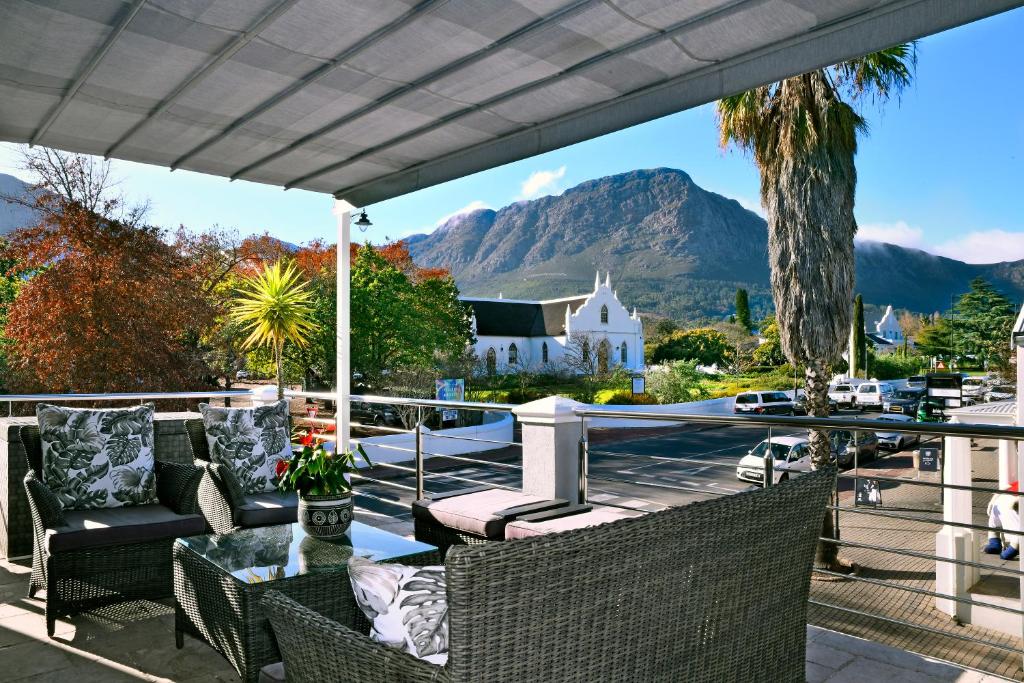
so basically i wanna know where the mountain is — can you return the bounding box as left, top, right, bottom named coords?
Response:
left=0, top=173, right=37, bottom=236
left=406, top=168, right=1024, bottom=321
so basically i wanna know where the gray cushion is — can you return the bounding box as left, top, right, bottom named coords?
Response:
left=505, top=505, right=645, bottom=540
left=411, top=489, right=560, bottom=539
left=258, top=662, right=286, bottom=683
left=45, top=503, right=205, bottom=553
left=233, top=491, right=298, bottom=528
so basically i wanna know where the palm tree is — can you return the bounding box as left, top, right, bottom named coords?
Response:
left=717, top=45, right=915, bottom=570
left=232, top=261, right=315, bottom=399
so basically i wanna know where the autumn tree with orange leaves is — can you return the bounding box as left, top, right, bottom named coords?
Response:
left=1, top=150, right=214, bottom=393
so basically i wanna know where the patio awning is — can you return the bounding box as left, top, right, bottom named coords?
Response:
left=0, top=0, right=1020, bottom=205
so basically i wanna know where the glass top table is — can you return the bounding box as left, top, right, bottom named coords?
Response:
left=176, top=520, right=437, bottom=584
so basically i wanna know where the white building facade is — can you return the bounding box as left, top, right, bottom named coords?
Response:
left=868, top=304, right=910, bottom=355
left=463, top=273, right=644, bottom=374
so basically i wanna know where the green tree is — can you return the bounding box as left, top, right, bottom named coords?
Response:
left=851, top=294, right=866, bottom=378
left=717, top=44, right=915, bottom=570
left=751, top=316, right=786, bottom=367
left=647, top=328, right=731, bottom=366
left=735, top=288, right=752, bottom=332
left=646, top=361, right=711, bottom=404
left=350, top=244, right=472, bottom=387
left=915, top=317, right=953, bottom=360
left=0, top=242, right=21, bottom=390
left=232, top=262, right=315, bottom=399
left=954, top=277, right=1016, bottom=369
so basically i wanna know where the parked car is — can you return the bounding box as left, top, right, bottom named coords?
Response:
left=853, top=381, right=896, bottom=411
left=906, top=375, right=927, bottom=389
left=733, top=391, right=794, bottom=415
left=882, top=388, right=925, bottom=415
left=828, top=383, right=858, bottom=408
left=350, top=402, right=403, bottom=427
left=235, top=370, right=250, bottom=380
left=986, top=384, right=1016, bottom=403
left=736, top=436, right=810, bottom=485
left=792, top=391, right=838, bottom=415
left=960, top=376, right=988, bottom=401
left=874, top=414, right=920, bottom=452
left=916, top=396, right=949, bottom=423
left=828, top=429, right=879, bottom=467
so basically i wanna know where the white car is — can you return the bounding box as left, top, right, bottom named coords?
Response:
left=736, top=436, right=811, bottom=485
left=733, top=391, right=795, bottom=415
left=962, top=377, right=987, bottom=400
left=854, top=381, right=895, bottom=411
left=874, top=413, right=920, bottom=451
left=828, top=383, right=858, bottom=408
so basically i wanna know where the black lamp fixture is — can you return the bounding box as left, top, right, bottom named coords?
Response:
left=353, top=209, right=373, bottom=231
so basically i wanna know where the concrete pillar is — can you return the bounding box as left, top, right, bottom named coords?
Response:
left=333, top=200, right=355, bottom=453
left=512, top=396, right=585, bottom=502
left=999, top=440, right=1018, bottom=490
left=935, top=435, right=978, bottom=618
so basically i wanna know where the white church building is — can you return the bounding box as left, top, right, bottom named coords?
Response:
left=867, top=304, right=910, bottom=354
left=462, top=273, right=645, bottom=374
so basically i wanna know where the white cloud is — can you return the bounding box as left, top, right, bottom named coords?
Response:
left=434, top=199, right=491, bottom=227
left=932, top=229, right=1024, bottom=264
left=518, top=166, right=566, bottom=200
left=855, top=220, right=925, bottom=249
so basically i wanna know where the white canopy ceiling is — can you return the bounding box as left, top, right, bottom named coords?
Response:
left=0, top=0, right=1020, bottom=205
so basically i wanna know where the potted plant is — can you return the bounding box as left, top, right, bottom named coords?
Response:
left=275, top=435, right=372, bottom=540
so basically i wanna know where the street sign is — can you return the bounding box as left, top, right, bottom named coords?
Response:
left=442, top=409, right=458, bottom=423
left=631, top=375, right=645, bottom=395
left=855, top=478, right=882, bottom=506
left=919, top=447, right=940, bottom=472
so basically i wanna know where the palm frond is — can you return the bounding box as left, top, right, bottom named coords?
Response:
left=231, top=261, right=316, bottom=351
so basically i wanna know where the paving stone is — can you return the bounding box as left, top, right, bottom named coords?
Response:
left=808, top=659, right=839, bottom=683
left=823, top=656, right=953, bottom=683
left=807, top=639, right=856, bottom=669
left=1, top=640, right=76, bottom=679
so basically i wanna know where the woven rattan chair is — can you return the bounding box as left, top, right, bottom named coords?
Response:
left=264, top=467, right=835, bottom=683
left=185, top=418, right=297, bottom=533
left=21, top=425, right=205, bottom=637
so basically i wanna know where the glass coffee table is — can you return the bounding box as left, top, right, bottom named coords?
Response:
left=173, top=521, right=438, bottom=682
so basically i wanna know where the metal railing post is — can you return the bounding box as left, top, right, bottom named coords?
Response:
left=414, top=406, right=425, bottom=500
left=578, top=417, right=589, bottom=504
left=853, top=429, right=859, bottom=508
left=763, top=425, right=773, bottom=487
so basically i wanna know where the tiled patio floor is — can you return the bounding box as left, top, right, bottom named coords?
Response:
left=0, top=527, right=1011, bottom=682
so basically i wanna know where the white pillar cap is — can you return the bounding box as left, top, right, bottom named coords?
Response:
left=513, top=396, right=586, bottom=425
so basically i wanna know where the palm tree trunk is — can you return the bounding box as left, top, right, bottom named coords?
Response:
left=805, top=358, right=840, bottom=568
left=275, top=339, right=285, bottom=400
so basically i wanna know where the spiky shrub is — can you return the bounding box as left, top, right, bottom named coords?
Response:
left=232, top=261, right=315, bottom=399
left=716, top=45, right=915, bottom=568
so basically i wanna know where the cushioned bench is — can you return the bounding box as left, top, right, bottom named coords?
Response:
left=412, top=485, right=568, bottom=555
left=504, top=504, right=645, bottom=540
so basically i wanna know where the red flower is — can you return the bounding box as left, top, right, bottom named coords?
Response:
left=275, top=459, right=290, bottom=478
left=300, top=431, right=314, bottom=447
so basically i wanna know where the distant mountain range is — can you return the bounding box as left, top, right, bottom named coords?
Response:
left=406, top=168, right=1024, bottom=322
left=0, top=173, right=36, bottom=236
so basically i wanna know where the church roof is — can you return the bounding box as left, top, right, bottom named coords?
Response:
left=866, top=333, right=897, bottom=347
left=464, top=297, right=588, bottom=337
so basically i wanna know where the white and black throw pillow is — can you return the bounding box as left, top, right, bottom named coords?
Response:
left=37, top=403, right=158, bottom=510
left=348, top=556, right=448, bottom=665
left=199, top=400, right=292, bottom=495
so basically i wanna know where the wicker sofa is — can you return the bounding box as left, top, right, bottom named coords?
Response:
left=264, top=467, right=835, bottom=683
left=185, top=418, right=298, bottom=533
left=20, top=425, right=205, bottom=637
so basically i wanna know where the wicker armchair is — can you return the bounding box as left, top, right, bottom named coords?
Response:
left=264, top=467, right=835, bottom=683
left=185, top=418, right=297, bottom=533
left=21, top=425, right=205, bottom=637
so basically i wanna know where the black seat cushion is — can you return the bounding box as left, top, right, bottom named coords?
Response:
left=233, top=491, right=298, bottom=528
left=411, top=488, right=568, bottom=539
left=46, top=504, right=206, bottom=553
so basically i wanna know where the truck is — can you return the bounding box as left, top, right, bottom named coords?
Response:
left=828, top=381, right=861, bottom=408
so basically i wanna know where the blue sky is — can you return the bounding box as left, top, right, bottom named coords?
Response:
left=1, top=7, right=1022, bottom=263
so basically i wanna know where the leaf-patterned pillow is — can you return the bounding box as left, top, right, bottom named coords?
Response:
left=348, top=556, right=448, bottom=665
left=37, top=403, right=157, bottom=511
left=199, top=400, right=292, bottom=495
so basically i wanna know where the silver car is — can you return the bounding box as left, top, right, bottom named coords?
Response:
left=874, top=414, right=920, bottom=452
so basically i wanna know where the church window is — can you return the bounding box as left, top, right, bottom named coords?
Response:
left=582, top=339, right=590, bottom=364
left=508, top=343, right=518, bottom=365
left=621, top=342, right=627, bottom=365
left=542, top=342, right=549, bottom=364
left=600, top=305, right=609, bottom=324
left=486, top=348, right=497, bottom=375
